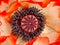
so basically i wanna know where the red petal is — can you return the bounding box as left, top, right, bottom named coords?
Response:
left=0, top=36, right=8, bottom=43
left=51, top=0, right=60, bottom=6
left=26, top=37, right=49, bottom=45
left=8, top=34, right=17, bottom=45
left=32, top=0, right=50, bottom=8
left=0, top=0, right=9, bottom=5
left=50, top=35, right=60, bottom=45
left=33, top=37, right=49, bottom=45
left=0, top=11, right=7, bottom=17
left=1, top=35, right=17, bottom=45
left=7, top=2, right=21, bottom=14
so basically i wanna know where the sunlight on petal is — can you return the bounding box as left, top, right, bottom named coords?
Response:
left=33, top=37, right=49, bottom=45
left=0, top=16, right=12, bottom=36
left=41, top=28, right=59, bottom=44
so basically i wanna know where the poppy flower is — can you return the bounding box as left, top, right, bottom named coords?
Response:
left=0, top=0, right=60, bottom=45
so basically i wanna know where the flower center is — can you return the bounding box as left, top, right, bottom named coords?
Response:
left=21, top=15, right=39, bottom=32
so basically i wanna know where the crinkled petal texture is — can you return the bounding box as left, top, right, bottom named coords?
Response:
left=0, top=0, right=60, bottom=45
